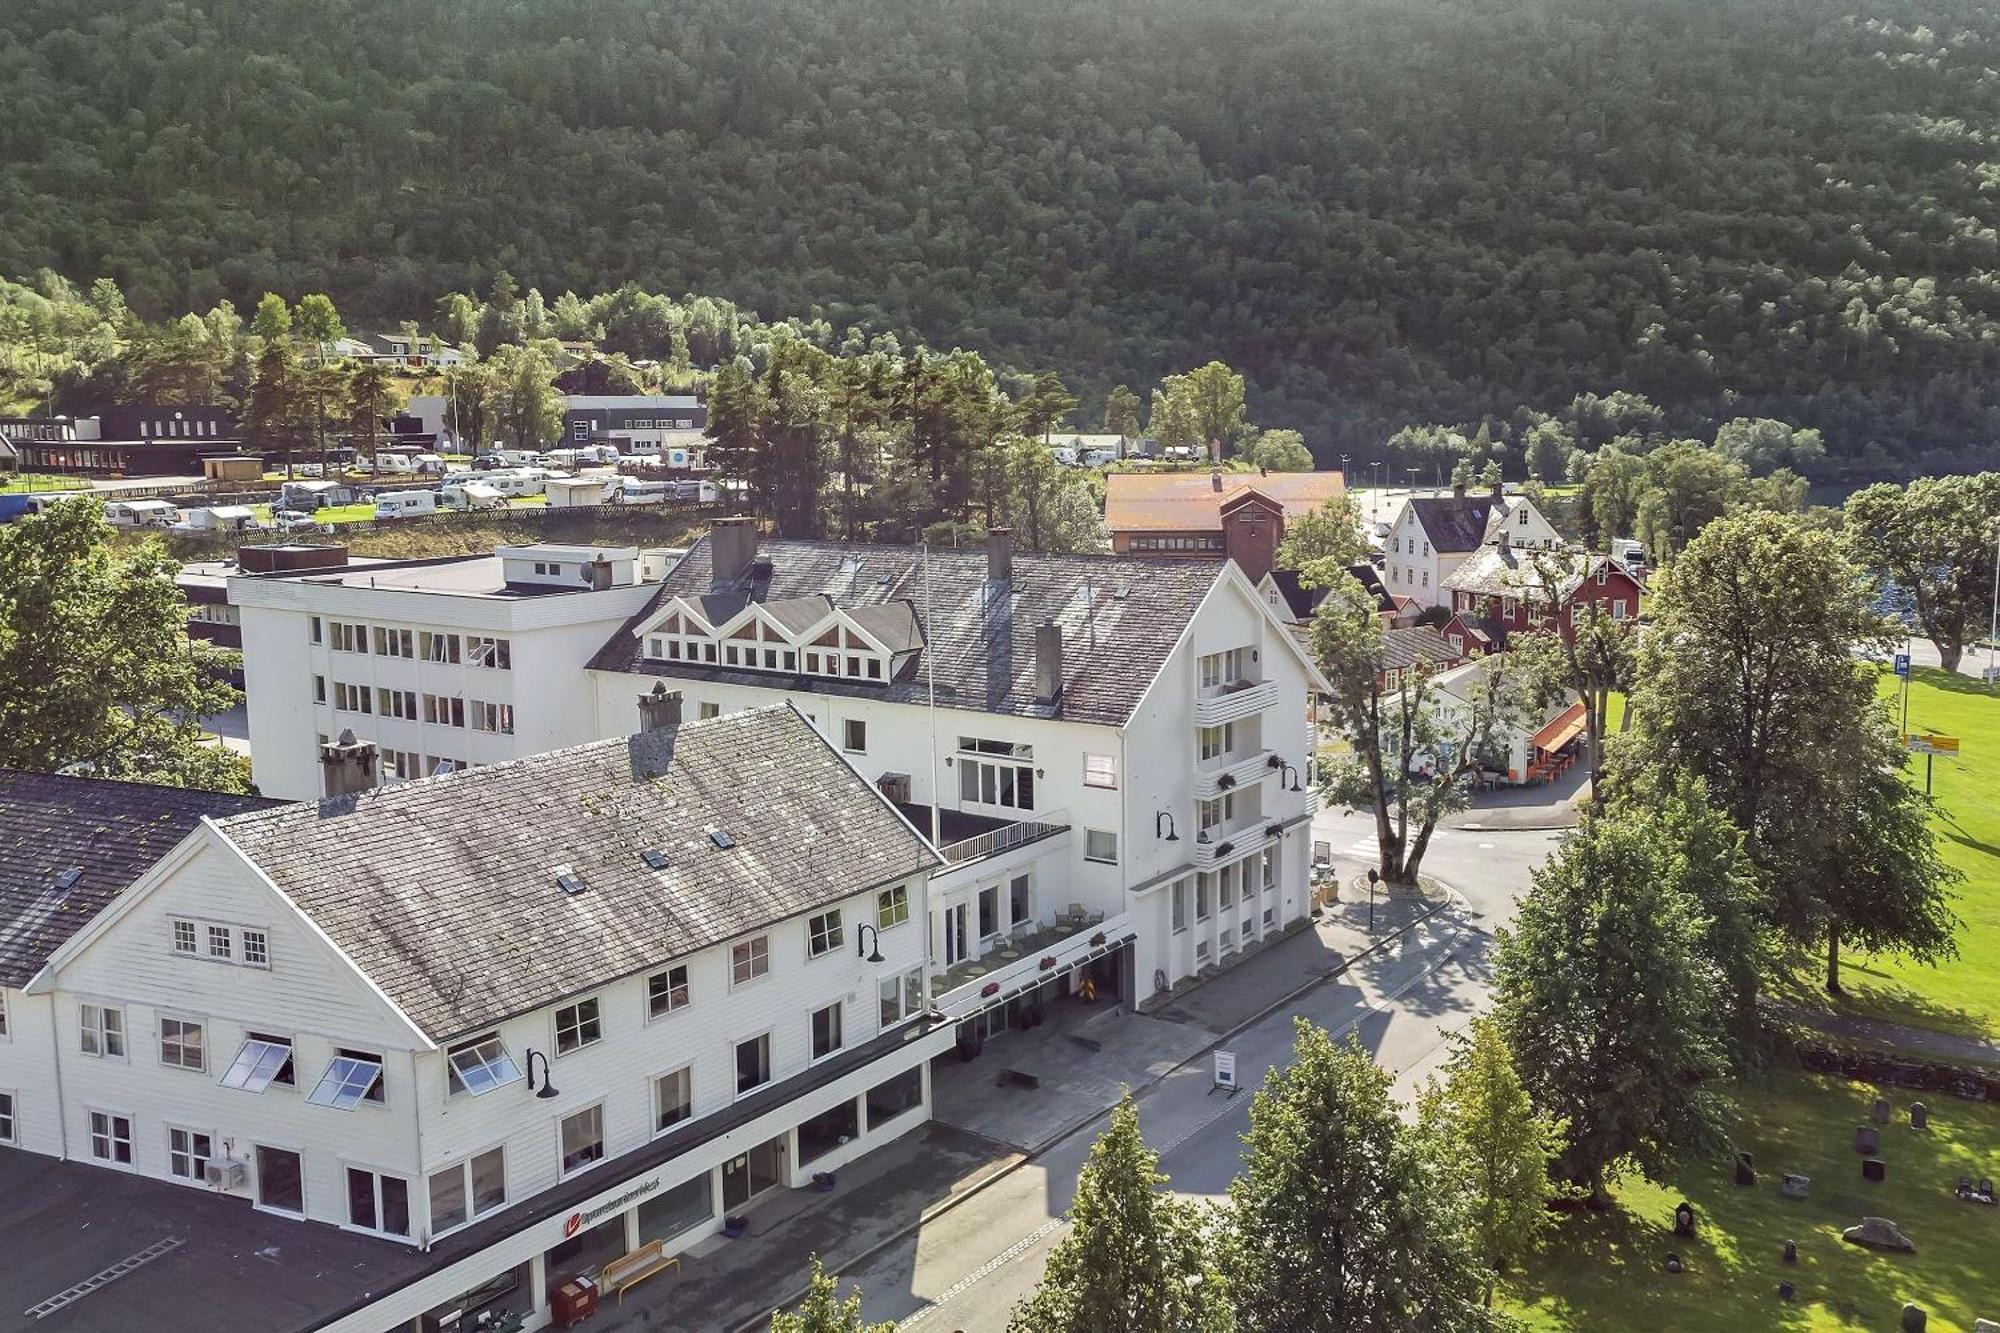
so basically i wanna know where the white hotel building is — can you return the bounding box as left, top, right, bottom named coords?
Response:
left=2, top=705, right=947, bottom=1331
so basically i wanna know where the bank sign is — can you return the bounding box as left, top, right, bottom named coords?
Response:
left=559, top=1177, right=662, bottom=1239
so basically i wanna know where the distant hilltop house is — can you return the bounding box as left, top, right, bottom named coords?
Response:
left=1380, top=483, right=1562, bottom=610
left=1104, top=469, right=1346, bottom=581
left=363, top=332, right=464, bottom=367
left=0, top=405, right=246, bottom=476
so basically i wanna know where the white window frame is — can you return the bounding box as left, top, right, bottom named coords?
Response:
left=646, top=965, right=691, bottom=1019
left=159, top=1015, right=206, bottom=1073
left=806, top=909, right=844, bottom=960
left=87, top=1108, right=135, bottom=1168
left=653, top=1066, right=693, bottom=1134
left=734, top=1031, right=773, bottom=1099
left=167, top=1125, right=214, bottom=1182
left=810, top=1001, right=844, bottom=1062
left=842, top=718, right=867, bottom=753
left=876, top=884, right=910, bottom=930
left=0, top=1091, right=16, bottom=1146
left=171, top=918, right=198, bottom=955
left=79, top=1002, right=125, bottom=1059
left=553, top=996, right=603, bottom=1056
left=557, top=1103, right=607, bottom=1179
left=427, top=1147, right=507, bottom=1236
left=1085, top=829, right=1118, bottom=864
left=342, top=1163, right=413, bottom=1239
left=731, top=935, right=769, bottom=987
left=445, top=1032, right=523, bottom=1097
left=1082, top=753, right=1117, bottom=789
left=308, top=1051, right=387, bottom=1110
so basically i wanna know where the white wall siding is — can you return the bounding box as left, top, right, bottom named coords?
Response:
left=0, top=989, right=62, bottom=1157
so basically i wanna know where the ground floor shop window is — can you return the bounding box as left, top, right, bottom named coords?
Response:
left=866, top=1067, right=923, bottom=1129
left=544, top=1216, right=624, bottom=1296
left=637, top=1172, right=714, bottom=1245
left=797, top=1097, right=860, bottom=1164
left=423, top=1262, right=530, bottom=1331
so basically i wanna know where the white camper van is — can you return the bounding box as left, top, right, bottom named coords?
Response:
left=617, top=479, right=672, bottom=506
left=373, top=490, right=438, bottom=519
left=439, top=479, right=506, bottom=510
left=104, top=499, right=182, bottom=528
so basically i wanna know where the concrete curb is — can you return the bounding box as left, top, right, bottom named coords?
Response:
left=726, top=885, right=1466, bottom=1332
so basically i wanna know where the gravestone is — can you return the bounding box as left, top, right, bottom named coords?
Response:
left=1735, top=1150, right=1757, bottom=1186
left=1972, top=1319, right=1999, bottom=1332
left=1673, top=1202, right=1696, bottom=1238
left=1782, top=1238, right=1798, bottom=1264
left=1856, top=1125, right=1881, bottom=1154
left=1782, top=1174, right=1811, bottom=1199
left=1842, top=1216, right=1916, bottom=1252
left=1779, top=1281, right=1796, bottom=1302
left=1872, top=1097, right=1892, bottom=1124
left=1664, top=1253, right=1683, bottom=1274
left=1904, top=1304, right=1928, bottom=1332
left=1864, top=1157, right=1887, bottom=1182
left=1911, top=1101, right=1930, bottom=1130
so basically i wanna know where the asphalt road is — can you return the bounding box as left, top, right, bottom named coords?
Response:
left=837, top=807, right=1562, bottom=1331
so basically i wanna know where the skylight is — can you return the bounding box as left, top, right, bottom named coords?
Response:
left=306, top=1055, right=383, bottom=1110
left=641, top=848, right=669, bottom=870
left=554, top=863, right=587, bottom=896
left=708, top=827, right=736, bottom=850
left=219, top=1038, right=293, bottom=1093
left=49, top=867, right=81, bottom=898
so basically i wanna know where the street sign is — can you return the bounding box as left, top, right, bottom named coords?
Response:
left=1904, top=733, right=1959, bottom=756
left=1212, top=1050, right=1238, bottom=1095
left=1893, top=652, right=1911, bottom=679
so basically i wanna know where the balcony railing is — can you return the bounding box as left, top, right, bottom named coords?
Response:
left=1195, top=678, right=1278, bottom=727
left=1194, top=748, right=1276, bottom=799
left=1192, top=812, right=1287, bottom=868
left=938, top=812, right=1070, bottom=867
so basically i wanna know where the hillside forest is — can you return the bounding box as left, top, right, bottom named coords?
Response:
left=3, top=0, right=2000, bottom=477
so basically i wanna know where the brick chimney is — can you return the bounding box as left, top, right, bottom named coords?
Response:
left=1034, top=621, right=1063, bottom=707
left=319, top=729, right=377, bottom=798
left=637, top=683, right=683, bottom=731
left=987, top=526, right=1013, bottom=584
left=710, top=517, right=758, bottom=587
left=587, top=555, right=615, bottom=591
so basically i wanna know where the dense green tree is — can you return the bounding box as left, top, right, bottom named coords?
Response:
left=1523, top=420, right=1573, bottom=484
left=244, top=336, right=306, bottom=476
left=1229, top=1022, right=1498, bottom=1332
left=1843, top=473, right=2000, bottom=673
left=1714, top=418, right=1827, bottom=476
left=1420, top=1017, right=1564, bottom=1305
left=1494, top=810, right=1731, bottom=1205
left=1009, top=1097, right=1230, bottom=1333
left=770, top=1256, right=894, bottom=1333
left=1246, top=429, right=1313, bottom=472
left=348, top=359, right=397, bottom=470
left=997, top=438, right=1109, bottom=553
left=480, top=342, right=564, bottom=449
left=1016, top=371, right=1079, bottom=442
left=0, top=501, right=247, bottom=791
left=1102, top=384, right=1141, bottom=440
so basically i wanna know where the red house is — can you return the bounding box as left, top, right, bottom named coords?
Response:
left=1439, top=540, right=1643, bottom=652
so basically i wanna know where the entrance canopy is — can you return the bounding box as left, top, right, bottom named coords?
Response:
left=1530, top=702, right=1588, bottom=754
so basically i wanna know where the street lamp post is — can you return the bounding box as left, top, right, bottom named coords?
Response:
left=1366, top=867, right=1379, bottom=935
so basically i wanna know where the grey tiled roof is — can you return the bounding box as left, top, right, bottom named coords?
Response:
left=591, top=538, right=1225, bottom=727
left=215, top=705, right=939, bottom=1041
left=1443, top=544, right=1596, bottom=599
left=0, top=773, right=278, bottom=988
left=1408, top=496, right=1500, bottom=552
left=1380, top=625, right=1465, bottom=672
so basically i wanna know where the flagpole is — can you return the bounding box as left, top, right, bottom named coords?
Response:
left=924, top=541, right=941, bottom=848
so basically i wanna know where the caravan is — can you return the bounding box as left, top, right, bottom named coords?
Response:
left=373, top=490, right=438, bottom=519
left=616, top=479, right=672, bottom=506
left=104, top=499, right=182, bottom=528
left=439, top=478, right=506, bottom=510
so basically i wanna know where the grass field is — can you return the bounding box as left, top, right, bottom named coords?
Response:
left=1831, top=667, right=2000, bottom=1040
left=1506, top=1070, right=2000, bottom=1331
left=0, top=472, right=91, bottom=493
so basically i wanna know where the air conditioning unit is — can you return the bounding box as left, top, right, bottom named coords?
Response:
left=204, top=1159, right=248, bottom=1190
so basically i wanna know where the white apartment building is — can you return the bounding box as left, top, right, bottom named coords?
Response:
left=233, top=543, right=678, bottom=801
left=587, top=522, right=1331, bottom=1018
left=1380, top=487, right=1562, bottom=608
left=10, top=705, right=946, bottom=1332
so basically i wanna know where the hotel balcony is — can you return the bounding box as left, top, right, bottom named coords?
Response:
left=1194, top=747, right=1277, bottom=800
left=895, top=803, right=1071, bottom=871
left=930, top=908, right=1129, bottom=1020
left=1194, top=678, right=1278, bottom=728
left=1191, top=810, right=1288, bottom=869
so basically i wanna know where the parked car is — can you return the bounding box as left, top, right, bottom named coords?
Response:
left=271, top=508, right=321, bottom=532
left=472, top=453, right=508, bottom=470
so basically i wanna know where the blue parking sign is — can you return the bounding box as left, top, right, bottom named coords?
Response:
left=1894, top=652, right=1911, bottom=678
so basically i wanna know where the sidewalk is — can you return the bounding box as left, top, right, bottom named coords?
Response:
left=594, top=1122, right=1018, bottom=1333
left=684, top=881, right=1464, bottom=1331
left=1782, top=1006, right=2000, bottom=1067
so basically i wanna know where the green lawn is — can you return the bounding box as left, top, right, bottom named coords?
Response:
left=1506, top=1070, right=2000, bottom=1331
left=0, top=472, right=91, bottom=493
left=1832, top=667, right=2000, bottom=1040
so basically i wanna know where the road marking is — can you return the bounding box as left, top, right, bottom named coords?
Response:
left=1477, top=842, right=1496, bottom=849
left=901, top=1217, right=1067, bottom=1328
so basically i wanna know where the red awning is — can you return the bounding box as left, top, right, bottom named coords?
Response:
left=1530, top=702, right=1588, bottom=753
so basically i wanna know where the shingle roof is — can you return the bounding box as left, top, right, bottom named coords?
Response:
left=0, top=773, right=278, bottom=988
left=1380, top=625, right=1466, bottom=673
left=590, top=538, right=1224, bottom=727
left=1105, top=471, right=1344, bottom=533
left=1407, top=496, right=1501, bottom=552
left=215, top=705, right=938, bottom=1041
left=1266, top=562, right=1392, bottom=622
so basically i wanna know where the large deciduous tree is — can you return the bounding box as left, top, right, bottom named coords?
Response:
left=480, top=341, right=564, bottom=450
left=1493, top=809, right=1731, bottom=1205
left=1102, top=384, right=1142, bottom=440
left=1309, top=580, right=1528, bottom=885
left=1246, top=428, right=1314, bottom=472
left=0, top=501, right=247, bottom=791
left=1008, top=1097, right=1230, bottom=1333
left=1228, top=1021, right=1498, bottom=1332
left=769, top=1256, right=895, bottom=1333
left=1843, top=473, right=2000, bottom=673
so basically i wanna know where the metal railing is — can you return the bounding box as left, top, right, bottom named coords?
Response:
left=938, top=811, right=1070, bottom=866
